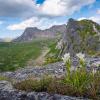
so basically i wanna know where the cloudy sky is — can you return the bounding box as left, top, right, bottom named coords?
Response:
left=0, top=0, right=100, bottom=38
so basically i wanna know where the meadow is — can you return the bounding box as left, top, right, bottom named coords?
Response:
left=0, top=39, right=56, bottom=71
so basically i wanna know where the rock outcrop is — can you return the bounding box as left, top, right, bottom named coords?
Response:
left=0, top=62, right=65, bottom=82
left=57, top=18, right=100, bottom=57
left=0, top=57, right=100, bottom=82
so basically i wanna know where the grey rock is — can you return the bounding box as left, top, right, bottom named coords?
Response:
left=0, top=81, right=13, bottom=91
left=0, top=57, right=100, bottom=82
left=0, top=62, right=66, bottom=82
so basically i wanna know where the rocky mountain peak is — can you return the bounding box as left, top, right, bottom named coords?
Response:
left=13, top=24, right=66, bottom=42
left=57, top=18, right=100, bottom=57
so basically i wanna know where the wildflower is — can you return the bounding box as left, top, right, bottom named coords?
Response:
left=70, top=66, right=75, bottom=71
left=62, top=53, right=70, bottom=64
left=56, top=40, right=63, bottom=49
left=76, top=53, right=85, bottom=62
left=92, top=68, right=97, bottom=75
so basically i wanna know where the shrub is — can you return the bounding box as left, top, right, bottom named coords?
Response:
left=47, top=78, right=74, bottom=95
left=14, top=76, right=52, bottom=92
left=44, top=57, right=61, bottom=64
left=86, top=71, right=100, bottom=99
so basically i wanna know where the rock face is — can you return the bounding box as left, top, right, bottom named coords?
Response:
left=0, top=62, right=66, bottom=81
left=13, top=25, right=66, bottom=42
left=57, top=18, right=100, bottom=57
left=0, top=57, right=100, bottom=82
left=0, top=81, right=89, bottom=100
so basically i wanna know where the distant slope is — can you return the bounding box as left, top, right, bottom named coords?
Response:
left=0, top=39, right=57, bottom=71
left=0, top=39, right=4, bottom=42
left=13, top=25, right=66, bottom=42
left=0, top=38, right=12, bottom=42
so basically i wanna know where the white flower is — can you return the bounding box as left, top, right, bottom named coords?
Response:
left=62, top=53, right=70, bottom=64
left=56, top=40, right=63, bottom=49
left=92, top=69, right=97, bottom=75
left=76, top=53, right=85, bottom=61
left=70, top=66, right=75, bottom=71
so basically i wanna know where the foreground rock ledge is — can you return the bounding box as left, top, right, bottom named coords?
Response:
left=0, top=81, right=89, bottom=100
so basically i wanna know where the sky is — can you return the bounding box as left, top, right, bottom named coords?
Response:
left=0, top=0, right=100, bottom=39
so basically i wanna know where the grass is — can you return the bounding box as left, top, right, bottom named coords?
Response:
left=0, top=39, right=57, bottom=71
left=44, top=39, right=62, bottom=64
left=0, top=76, right=8, bottom=81
left=14, top=76, right=53, bottom=92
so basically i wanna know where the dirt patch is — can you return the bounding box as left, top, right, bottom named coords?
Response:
left=27, top=47, right=50, bottom=66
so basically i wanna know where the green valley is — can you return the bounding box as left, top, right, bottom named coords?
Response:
left=0, top=39, right=57, bottom=71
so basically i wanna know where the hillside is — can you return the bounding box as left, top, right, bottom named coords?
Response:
left=0, top=39, right=57, bottom=71
left=13, top=25, right=66, bottom=42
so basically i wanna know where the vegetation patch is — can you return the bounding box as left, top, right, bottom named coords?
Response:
left=0, top=39, right=57, bottom=71
left=14, top=76, right=53, bottom=92
left=0, top=76, right=9, bottom=81
left=44, top=40, right=62, bottom=64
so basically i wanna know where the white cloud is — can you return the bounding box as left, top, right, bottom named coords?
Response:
left=78, top=17, right=87, bottom=21
left=6, top=0, right=96, bottom=31
left=0, top=0, right=96, bottom=18
left=97, top=9, right=100, bottom=14
left=89, top=16, right=100, bottom=24
left=37, top=0, right=95, bottom=16
left=78, top=16, right=100, bottom=24
left=7, top=17, right=66, bottom=30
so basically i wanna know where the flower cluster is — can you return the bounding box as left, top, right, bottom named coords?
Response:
left=92, top=68, right=97, bottom=75
left=62, top=53, right=70, bottom=64
left=62, top=52, right=98, bottom=75
left=92, top=61, right=100, bottom=75
left=76, top=53, right=85, bottom=62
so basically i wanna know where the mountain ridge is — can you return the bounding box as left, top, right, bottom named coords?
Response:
left=13, top=24, right=66, bottom=42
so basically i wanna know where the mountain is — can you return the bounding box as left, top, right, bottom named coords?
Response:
left=56, top=18, right=100, bottom=57
left=13, top=25, right=66, bottom=42
left=0, top=39, right=3, bottom=42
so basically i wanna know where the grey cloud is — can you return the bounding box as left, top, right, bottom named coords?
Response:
left=0, top=0, right=36, bottom=18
